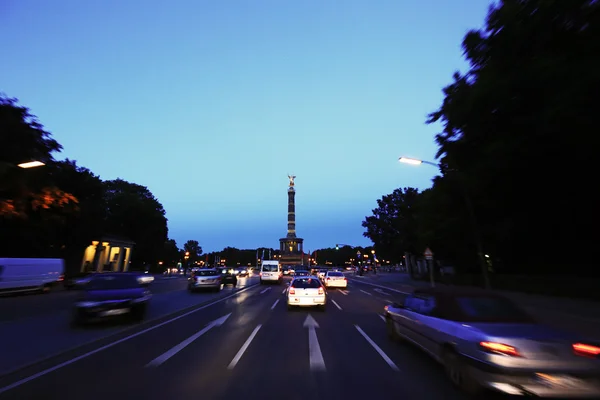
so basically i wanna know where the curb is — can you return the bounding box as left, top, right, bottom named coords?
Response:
left=0, top=282, right=259, bottom=380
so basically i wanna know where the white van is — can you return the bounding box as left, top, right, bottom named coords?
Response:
left=0, top=258, right=65, bottom=295
left=260, top=260, right=282, bottom=284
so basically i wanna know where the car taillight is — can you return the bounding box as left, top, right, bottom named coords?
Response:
left=289, top=288, right=296, bottom=295
left=259, top=272, right=262, bottom=277
left=318, top=287, right=324, bottom=295
left=343, top=278, right=347, bottom=281
left=479, top=341, right=521, bottom=357
left=573, top=343, right=600, bottom=357
left=326, top=277, right=330, bottom=280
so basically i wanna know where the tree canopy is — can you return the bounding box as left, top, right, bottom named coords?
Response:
left=363, top=0, right=599, bottom=276
left=0, top=94, right=175, bottom=273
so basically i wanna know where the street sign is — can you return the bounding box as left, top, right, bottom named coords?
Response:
left=424, top=248, right=433, bottom=260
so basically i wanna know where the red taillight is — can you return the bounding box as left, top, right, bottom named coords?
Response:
left=289, top=287, right=296, bottom=295
left=58, top=274, right=64, bottom=282
left=318, top=287, right=324, bottom=295
left=479, top=342, right=521, bottom=357
left=259, top=272, right=262, bottom=277
left=343, top=278, right=347, bottom=281
left=573, top=343, right=600, bottom=357
left=326, top=277, right=330, bottom=280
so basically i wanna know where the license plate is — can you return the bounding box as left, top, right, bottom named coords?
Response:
left=100, top=308, right=130, bottom=316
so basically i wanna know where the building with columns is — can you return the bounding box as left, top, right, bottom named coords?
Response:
left=80, top=236, right=135, bottom=273
left=279, top=175, right=306, bottom=265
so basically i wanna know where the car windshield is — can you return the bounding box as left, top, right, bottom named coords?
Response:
left=196, top=270, right=218, bottom=277
left=327, top=272, right=343, bottom=277
left=87, top=275, right=140, bottom=290
left=262, top=265, right=279, bottom=272
left=292, top=278, right=321, bottom=289
left=456, top=296, right=534, bottom=323
left=295, top=270, right=308, bottom=275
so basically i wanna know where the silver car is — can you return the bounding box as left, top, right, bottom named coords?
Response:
left=188, top=269, right=222, bottom=292
left=384, top=287, right=600, bottom=397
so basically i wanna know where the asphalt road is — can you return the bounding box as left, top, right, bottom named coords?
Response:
left=0, top=275, right=258, bottom=377
left=0, top=275, right=189, bottom=322
left=0, top=278, right=478, bottom=400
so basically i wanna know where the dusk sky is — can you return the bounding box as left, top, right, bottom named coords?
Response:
left=1, top=0, right=490, bottom=252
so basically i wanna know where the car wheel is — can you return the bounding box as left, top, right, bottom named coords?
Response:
left=260, top=280, right=264, bottom=285
left=287, top=304, right=294, bottom=311
left=443, top=350, right=483, bottom=396
left=318, top=304, right=326, bottom=312
left=386, top=316, right=402, bottom=342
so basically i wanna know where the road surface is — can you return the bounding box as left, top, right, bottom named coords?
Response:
left=0, top=278, right=475, bottom=400
left=0, top=275, right=258, bottom=376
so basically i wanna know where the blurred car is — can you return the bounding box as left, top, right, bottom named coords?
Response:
left=384, top=286, right=600, bottom=397
left=286, top=276, right=326, bottom=311
left=71, top=272, right=151, bottom=326
left=323, top=271, right=347, bottom=289
left=219, top=268, right=238, bottom=287
left=235, top=267, right=249, bottom=277
left=317, top=269, right=327, bottom=280
left=188, top=268, right=222, bottom=292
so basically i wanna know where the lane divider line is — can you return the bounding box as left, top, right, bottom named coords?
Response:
left=331, top=299, right=342, bottom=310
left=355, top=325, right=400, bottom=371
left=270, top=299, right=279, bottom=310
left=260, top=287, right=272, bottom=294
left=228, top=324, right=262, bottom=370
left=360, top=289, right=373, bottom=296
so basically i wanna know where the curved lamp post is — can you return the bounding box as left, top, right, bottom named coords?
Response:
left=398, top=156, right=491, bottom=290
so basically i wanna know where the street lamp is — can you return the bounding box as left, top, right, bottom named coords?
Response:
left=398, top=155, right=491, bottom=290
left=17, top=161, right=45, bottom=169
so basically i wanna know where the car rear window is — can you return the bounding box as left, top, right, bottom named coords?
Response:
left=327, top=272, right=343, bottom=277
left=87, top=275, right=140, bottom=290
left=456, top=296, right=534, bottom=323
left=262, top=264, right=279, bottom=272
left=196, top=270, right=218, bottom=276
left=292, top=278, right=321, bottom=289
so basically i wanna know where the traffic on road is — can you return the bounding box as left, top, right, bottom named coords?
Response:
left=0, top=270, right=599, bottom=399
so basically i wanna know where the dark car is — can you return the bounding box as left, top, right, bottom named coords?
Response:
left=219, top=268, right=238, bottom=287
left=71, top=273, right=152, bottom=326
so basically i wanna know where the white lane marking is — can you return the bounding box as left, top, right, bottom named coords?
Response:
left=355, top=325, right=400, bottom=371
left=0, top=284, right=260, bottom=395
left=303, top=315, right=325, bottom=371
left=331, top=299, right=342, bottom=310
left=228, top=324, right=262, bottom=370
left=360, top=289, right=373, bottom=296
left=281, top=288, right=287, bottom=294
left=260, top=287, right=272, bottom=294
left=378, top=314, right=386, bottom=322
left=338, top=289, right=348, bottom=295
left=374, top=288, right=391, bottom=296
left=347, top=279, right=410, bottom=294
left=270, top=299, right=279, bottom=310
left=146, top=313, right=231, bottom=367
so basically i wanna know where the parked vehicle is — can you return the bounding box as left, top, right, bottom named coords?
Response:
left=0, top=258, right=64, bottom=295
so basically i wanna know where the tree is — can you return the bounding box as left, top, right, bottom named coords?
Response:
left=362, top=188, right=421, bottom=262
left=0, top=95, right=76, bottom=219
left=426, top=0, right=600, bottom=275
left=104, top=179, right=168, bottom=266
left=162, top=239, right=180, bottom=265
left=183, top=240, right=203, bottom=262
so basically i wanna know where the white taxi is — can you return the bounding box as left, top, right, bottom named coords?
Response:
left=323, top=271, right=347, bottom=289
left=286, top=276, right=326, bottom=311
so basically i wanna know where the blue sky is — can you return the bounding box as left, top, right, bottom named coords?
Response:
left=1, top=0, right=490, bottom=252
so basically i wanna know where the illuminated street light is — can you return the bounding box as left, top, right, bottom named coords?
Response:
left=17, top=160, right=45, bottom=169
left=398, top=155, right=491, bottom=290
